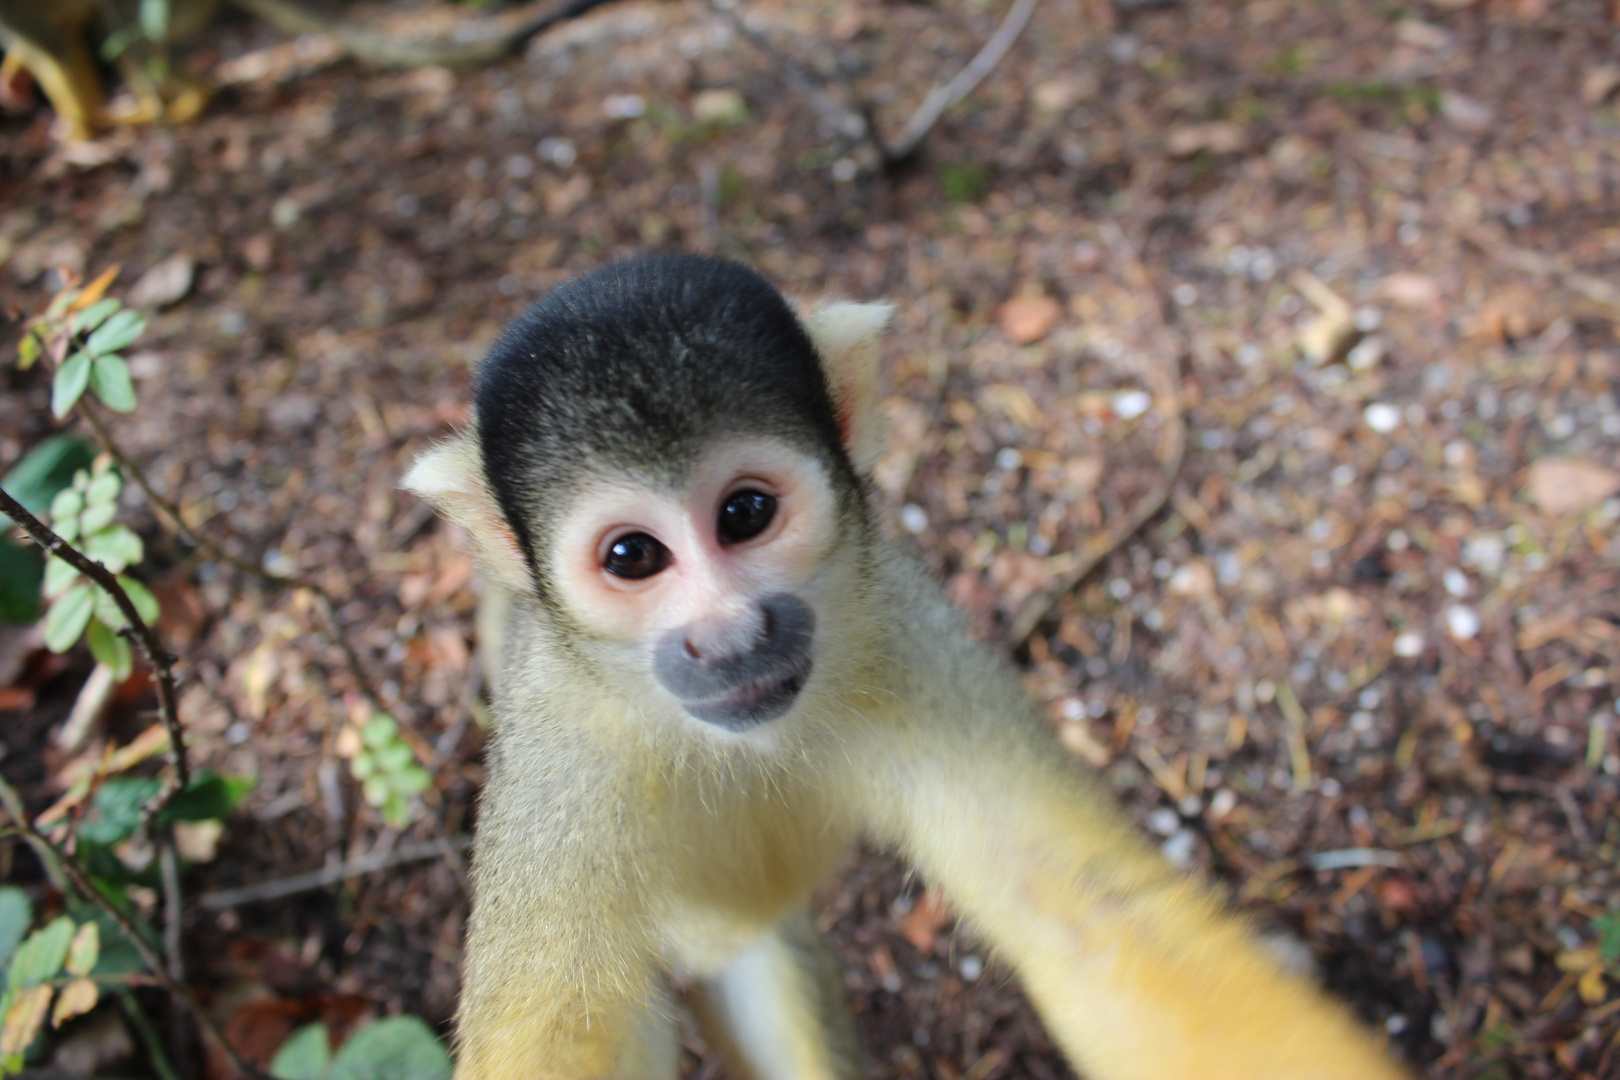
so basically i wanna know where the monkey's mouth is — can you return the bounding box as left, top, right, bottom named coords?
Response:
left=680, top=659, right=812, bottom=732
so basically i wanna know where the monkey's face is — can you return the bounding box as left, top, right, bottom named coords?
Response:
left=548, top=437, right=846, bottom=732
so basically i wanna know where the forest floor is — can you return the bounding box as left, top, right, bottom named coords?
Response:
left=3, top=0, right=1620, bottom=1077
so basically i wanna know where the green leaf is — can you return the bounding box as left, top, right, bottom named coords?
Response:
left=329, top=1016, right=450, bottom=1080
left=0, top=890, right=31, bottom=983
left=85, top=468, right=120, bottom=507
left=45, top=289, right=79, bottom=320
left=375, top=743, right=414, bottom=774
left=99, top=21, right=143, bottom=60
left=64, top=924, right=99, bottom=978
left=6, top=917, right=73, bottom=989
left=1596, top=912, right=1620, bottom=964
left=17, top=331, right=41, bottom=370
left=158, top=772, right=254, bottom=824
left=92, top=578, right=157, bottom=630
left=81, top=910, right=147, bottom=978
left=86, top=619, right=133, bottom=681
left=85, top=310, right=145, bottom=357
left=42, top=583, right=95, bottom=652
left=77, top=778, right=163, bottom=846
left=362, top=714, right=398, bottom=750
left=78, top=500, right=118, bottom=538
left=92, top=585, right=126, bottom=631
left=83, top=526, right=142, bottom=574
left=0, top=436, right=95, bottom=525
left=349, top=752, right=376, bottom=781
left=0, top=539, right=43, bottom=625
left=271, top=1022, right=332, bottom=1080
left=90, top=355, right=137, bottom=412
left=139, top=0, right=170, bottom=41
left=382, top=794, right=412, bottom=829
left=74, top=299, right=120, bottom=334
left=387, top=767, right=431, bottom=797
left=51, top=351, right=92, bottom=418
left=42, top=556, right=78, bottom=601
left=362, top=776, right=390, bottom=808
left=118, top=577, right=159, bottom=624
left=49, top=488, right=83, bottom=525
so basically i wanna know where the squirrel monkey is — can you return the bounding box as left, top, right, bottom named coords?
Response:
left=0, top=0, right=606, bottom=140
left=404, top=256, right=1410, bottom=1080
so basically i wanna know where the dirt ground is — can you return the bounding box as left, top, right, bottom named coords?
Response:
left=3, top=0, right=1620, bottom=1077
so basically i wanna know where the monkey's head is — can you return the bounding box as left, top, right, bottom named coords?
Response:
left=404, top=255, right=892, bottom=734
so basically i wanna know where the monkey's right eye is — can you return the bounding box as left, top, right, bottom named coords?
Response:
left=603, top=533, right=671, bottom=579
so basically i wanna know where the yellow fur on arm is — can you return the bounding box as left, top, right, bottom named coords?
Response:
left=893, top=754, right=1410, bottom=1080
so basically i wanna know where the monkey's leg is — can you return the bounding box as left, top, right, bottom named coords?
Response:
left=688, top=914, right=860, bottom=1080
left=0, top=10, right=104, bottom=139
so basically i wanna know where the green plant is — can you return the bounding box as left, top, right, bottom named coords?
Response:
left=271, top=1015, right=452, bottom=1080
left=939, top=161, right=992, bottom=203
left=17, top=271, right=144, bottom=419
left=40, top=457, right=158, bottom=680
left=344, top=714, right=433, bottom=828
left=0, top=437, right=95, bottom=624
left=0, top=890, right=102, bottom=1076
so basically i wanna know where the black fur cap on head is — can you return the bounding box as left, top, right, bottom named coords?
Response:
left=476, top=255, right=856, bottom=573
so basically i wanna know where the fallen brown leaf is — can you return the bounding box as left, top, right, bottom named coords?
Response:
left=1525, top=458, right=1620, bottom=515
left=900, top=889, right=952, bottom=952
left=996, top=295, right=1062, bottom=345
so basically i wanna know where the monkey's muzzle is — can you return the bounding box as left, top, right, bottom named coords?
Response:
left=653, top=593, right=815, bottom=731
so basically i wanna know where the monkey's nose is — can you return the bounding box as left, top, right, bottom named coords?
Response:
left=682, top=605, right=768, bottom=664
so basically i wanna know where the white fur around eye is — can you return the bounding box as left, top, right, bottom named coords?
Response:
left=546, top=440, right=840, bottom=643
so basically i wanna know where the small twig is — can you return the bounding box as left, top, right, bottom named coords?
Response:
left=1492, top=774, right=1591, bottom=847
left=1007, top=219, right=1186, bottom=648
left=703, top=0, right=869, bottom=142
left=117, top=986, right=182, bottom=1080
left=159, top=837, right=184, bottom=979
left=712, top=0, right=1039, bottom=167
left=886, top=0, right=1040, bottom=163
left=0, top=484, right=190, bottom=801
left=0, top=780, right=69, bottom=895
left=0, top=779, right=270, bottom=1080
left=196, top=835, right=473, bottom=909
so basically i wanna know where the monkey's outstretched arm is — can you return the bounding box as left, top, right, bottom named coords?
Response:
left=866, top=564, right=1408, bottom=1080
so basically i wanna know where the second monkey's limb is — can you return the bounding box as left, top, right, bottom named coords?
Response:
left=688, top=914, right=861, bottom=1080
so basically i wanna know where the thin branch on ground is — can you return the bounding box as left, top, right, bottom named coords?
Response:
left=703, top=0, right=869, bottom=142
left=0, top=777, right=271, bottom=1080
left=0, top=484, right=190, bottom=805
left=196, top=835, right=473, bottom=910
left=712, top=0, right=1038, bottom=167
left=1455, top=221, right=1620, bottom=319
left=1007, top=218, right=1187, bottom=649
left=886, top=0, right=1040, bottom=162
left=159, top=838, right=184, bottom=980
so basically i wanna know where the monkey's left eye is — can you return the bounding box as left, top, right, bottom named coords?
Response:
left=603, top=533, right=671, bottom=579
left=717, top=490, right=777, bottom=545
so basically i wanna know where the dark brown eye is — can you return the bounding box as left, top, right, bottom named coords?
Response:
left=603, top=533, right=670, bottom=579
left=717, top=490, right=777, bottom=545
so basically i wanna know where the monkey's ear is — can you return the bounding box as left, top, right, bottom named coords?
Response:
left=402, top=432, right=532, bottom=592
left=803, top=301, right=894, bottom=476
